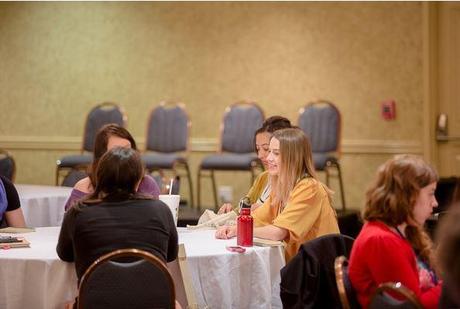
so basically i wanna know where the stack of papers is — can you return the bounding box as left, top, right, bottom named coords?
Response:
left=0, top=227, right=35, bottom=234
left=253, top=237, right=284, bottom=247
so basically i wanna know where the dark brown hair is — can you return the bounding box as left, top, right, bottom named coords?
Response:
left=87, top=147, right=144, bottom=202
left=364, top=154, right=438, bottom=268
left=437, top=206, right=460, bottom=292
left=88, top=124, right=137, bottom=185
left=253, top=116, right=292, bottom=153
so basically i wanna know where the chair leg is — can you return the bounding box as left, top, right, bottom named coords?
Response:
left=250, top=168, right=256, bottom=184
left=335, top=162, right=346, bottom=211
left=325, top=167, right=330, bottom=187
left=184, top=163, right=194, bottom=208
left=210, top=170, right=218, bottom=211
left=197, top=168, right=202, bottom=209
left=55, top=167, right=60, bottom=186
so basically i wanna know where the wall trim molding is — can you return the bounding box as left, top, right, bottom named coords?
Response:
left=0, top=136, right=422, bottom=154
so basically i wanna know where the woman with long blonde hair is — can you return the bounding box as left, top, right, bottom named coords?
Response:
left=216, top=128, right=339, bottom=261
left=349, top=155, right=441, bottom=309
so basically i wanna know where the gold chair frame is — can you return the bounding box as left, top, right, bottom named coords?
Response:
left=77, top=248, right=175, bottom=309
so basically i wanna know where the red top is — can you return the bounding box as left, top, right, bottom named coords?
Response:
left=348, top=221, right=441, bottom=309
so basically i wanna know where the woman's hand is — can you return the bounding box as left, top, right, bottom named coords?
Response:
left=419, top=268, right=434, bottom=290
left=217, top=203, right=233, bottom=215
left=215, top=225, right=237, bottom=239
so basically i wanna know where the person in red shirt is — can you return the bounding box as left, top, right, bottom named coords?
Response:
left=349, top=154, right=441, bottom=309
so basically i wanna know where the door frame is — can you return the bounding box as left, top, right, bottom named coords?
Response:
left=422, top=2, right=439, bottom=167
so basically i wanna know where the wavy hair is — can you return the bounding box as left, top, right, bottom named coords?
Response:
left=364, top=154, right=438, bottom=268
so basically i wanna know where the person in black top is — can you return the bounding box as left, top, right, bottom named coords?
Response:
left=0, top=175, right=26, bottom=228
left=56, top=147, right=178, bottom=282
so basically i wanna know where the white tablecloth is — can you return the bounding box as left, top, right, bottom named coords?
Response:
left=16, top=184, right=72, bottom=227
left=0, top=227, right=285, bottom=309
left=0, top=227, right=77, bottom=309
left=179, top=229, right=285, bottom=308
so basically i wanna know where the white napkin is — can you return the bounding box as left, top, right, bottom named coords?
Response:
left=186, top=209, right=237, bottom=230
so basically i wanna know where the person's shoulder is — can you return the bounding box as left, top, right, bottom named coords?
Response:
left=139, top=174, right=160, bottom=197
left=356, top=222, right=405, bottom=249
left=293, top=177, right=324, bottom=195
left=141, top=174, right=156, bottom=185
left=0, top=175, right=12, bottom=187
left=134, top=198, right=168, bottom=211
left=74, top=177, right=92, bottom=193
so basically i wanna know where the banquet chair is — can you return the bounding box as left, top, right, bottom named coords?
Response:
left=56, top=102, right=127, bottom=186
left=0, top=149, right=16, bottom=182
left=77, top=248, right=175, bottom=309
left=368, top=282, right=422, bottom=309
left=61, top=169, right=87, bottom=187
left=280, top=234, right=355, bottom=308
left=334, top=256, right=361, bottom=309
left=197, top=101, right=264, bottom=209
left=298, top=100, right=346, bottom=210
left=141, top=102, right=194, bottom=207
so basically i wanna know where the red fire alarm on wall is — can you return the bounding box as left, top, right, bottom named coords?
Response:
left=381, top=100, right=396, bottom=120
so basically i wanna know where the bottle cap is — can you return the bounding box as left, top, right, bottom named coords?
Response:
left=239, top=196, right=251, bottom=209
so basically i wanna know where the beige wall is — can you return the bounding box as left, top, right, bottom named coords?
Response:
left=0, top=2, right=424, bottom=209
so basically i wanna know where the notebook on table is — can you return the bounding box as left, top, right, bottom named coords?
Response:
left=0, top=227, right=35, bottom=234
left=0, top=236, right=30, bottom=249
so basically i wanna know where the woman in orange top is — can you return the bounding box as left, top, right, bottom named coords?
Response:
left=215, top=128, right=339, bottom=261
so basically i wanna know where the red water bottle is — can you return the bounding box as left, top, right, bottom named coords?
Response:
left=237, top=198, right=253, bottom=247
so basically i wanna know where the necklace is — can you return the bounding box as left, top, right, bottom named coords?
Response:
left=395, top=226, right=406, bottom=239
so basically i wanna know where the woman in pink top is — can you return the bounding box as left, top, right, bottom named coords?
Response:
left=64, top=124, right=160, bottom=210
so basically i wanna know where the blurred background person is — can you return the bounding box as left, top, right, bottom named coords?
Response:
left=437, top=206, right=460, bottom=308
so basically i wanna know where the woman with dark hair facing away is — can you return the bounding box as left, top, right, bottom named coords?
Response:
left=348, top=155, right=441, bottom=309
left=218, top=115, right=292, bottom=214
left=57, top=147, right=178, bottom=283
left=64, top=124, right=160, bottom=210
left=216, top=128, right=339, bottom=261
left=0, top=175, right=26, bottom=228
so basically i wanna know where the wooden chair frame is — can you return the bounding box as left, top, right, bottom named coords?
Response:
left=370, top=282, right=423, bottom=309
left=335, top=256, right=351, bottom=309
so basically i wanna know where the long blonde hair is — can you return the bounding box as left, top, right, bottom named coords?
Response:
left=364, top=154, right=438, bottom=269
left=270, top=128, right=324, bottom=208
